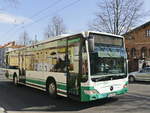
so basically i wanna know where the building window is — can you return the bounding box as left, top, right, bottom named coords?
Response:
left=145, top=30, right=150, bottom=37
left=131, top=48, right=136, bottom=58
left=126, top=35, right=135, bottom=40
left=141, top=47, right=147, bottom=58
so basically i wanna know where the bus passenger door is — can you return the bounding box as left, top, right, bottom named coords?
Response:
left=18, top=53, right=26, bottom=84
left=67, top=37, right=81, bottom=99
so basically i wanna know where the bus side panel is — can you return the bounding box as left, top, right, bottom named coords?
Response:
left=25, top=71, right=67, bottom=95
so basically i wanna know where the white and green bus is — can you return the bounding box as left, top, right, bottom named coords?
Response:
left=5, top=31, right=128, bottom=102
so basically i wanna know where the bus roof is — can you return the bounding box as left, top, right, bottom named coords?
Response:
left=87, top=31, right=123, bottom=38
left=7, top=31, right=123, bottom=53
left=40, top=31, right=123, bottom=44
left=29, top=31, right=123, bottom=46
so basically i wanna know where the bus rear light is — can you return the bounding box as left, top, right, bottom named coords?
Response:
left=84, top=90, right=99, bottom=95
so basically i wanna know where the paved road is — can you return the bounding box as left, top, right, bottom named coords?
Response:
left=0, top=72, right=150, bottom=113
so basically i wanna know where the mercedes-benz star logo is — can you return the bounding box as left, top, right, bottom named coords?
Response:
left=110, top=86, right=113, bottom=91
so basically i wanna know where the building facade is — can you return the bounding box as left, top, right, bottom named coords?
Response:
left=0, top=42, right=24, bottom=68
left=125, top=21, right=150, bottom=72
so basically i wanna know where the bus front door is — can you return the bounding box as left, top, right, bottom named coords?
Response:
left=67, top=72, right=80, bottom=98
left=67, top=37, right=81, bottom=100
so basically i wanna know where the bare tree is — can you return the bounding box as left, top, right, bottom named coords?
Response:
left=18, top=31, right=30, bottom=46
left=1, top=0, right=19, bottom=9
left=89, top=0, right=146, bottom=35
left=5, top=0, right=19, bottom=4
left=44, top=16, right=66, bottom=39
left=29, top=35, right=39, bottom=45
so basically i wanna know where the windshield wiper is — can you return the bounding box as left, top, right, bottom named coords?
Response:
left=91, top=74, right=126, bottom=82
left=92, top=75, right=113, bottom=82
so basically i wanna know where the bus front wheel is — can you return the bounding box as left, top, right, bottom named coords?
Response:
left=46, top=79, right=57, bottom=97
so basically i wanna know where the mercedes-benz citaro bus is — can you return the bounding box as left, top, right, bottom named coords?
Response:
left=5, top=31, right=128, bottom=102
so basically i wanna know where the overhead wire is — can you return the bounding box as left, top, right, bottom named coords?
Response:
left=1, top=0, right=63, bottom=38
left=23, top=0, right=81, bottom=28
left=6, top=0, right=81, bottom=39
left=25, top=0, right=80, bottom=26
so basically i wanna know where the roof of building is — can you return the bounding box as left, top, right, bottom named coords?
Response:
left=124, top=21, right=150, bottom=35
left=0, top=41, right=24, bottom=49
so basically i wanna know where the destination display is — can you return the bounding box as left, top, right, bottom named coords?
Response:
left=95, top=46, right=126, bottom=58
left=91, top=34, right=123, bottom=46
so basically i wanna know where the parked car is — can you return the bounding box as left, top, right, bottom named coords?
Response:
left=128, top=67, right=150, bottom=82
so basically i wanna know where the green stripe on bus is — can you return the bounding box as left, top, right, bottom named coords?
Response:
left=57, top=90, right=67, bottom=95
left=81, top=86, right=94, bottom=90
left=68, top=38, right=80, bottom=44
left=57, top=82, right=66, bottom=85
left=26, top=78, right=46, bottom=86
left=26, top=78, right=67, bottom=91
left=57, top=83, right=67, bottom=90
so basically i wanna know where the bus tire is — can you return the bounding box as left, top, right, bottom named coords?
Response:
left=46, top=79, right=57, bottom=98
left=13, top=74, right=18, bottom=85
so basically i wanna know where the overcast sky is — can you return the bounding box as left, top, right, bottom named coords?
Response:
left=0, top=0, right=149, bottom=45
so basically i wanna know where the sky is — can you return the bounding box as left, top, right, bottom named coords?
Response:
left=0, top=0, right=149, bottom=45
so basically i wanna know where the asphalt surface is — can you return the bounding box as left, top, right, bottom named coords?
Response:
left=0, top=71, right=150, bottom=113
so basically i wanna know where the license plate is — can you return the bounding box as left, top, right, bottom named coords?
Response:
left=108, top=93, right=116, bottom=97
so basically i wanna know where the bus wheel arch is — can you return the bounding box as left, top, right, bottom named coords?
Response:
left=46, top=77, right=57, bottom=97
left=5, top=71, right=9, bottom=78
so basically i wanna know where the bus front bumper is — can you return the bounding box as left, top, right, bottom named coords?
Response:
left=81, top=87, right=128, bottom=102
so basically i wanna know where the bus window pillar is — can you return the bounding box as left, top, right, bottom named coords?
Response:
left=85, top=40, right=92, bottom=83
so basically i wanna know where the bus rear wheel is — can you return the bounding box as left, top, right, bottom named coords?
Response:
left=46, top=80, right=57, bottom=97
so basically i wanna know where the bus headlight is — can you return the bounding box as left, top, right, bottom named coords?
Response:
left=84, top=90, right=99, bottom=95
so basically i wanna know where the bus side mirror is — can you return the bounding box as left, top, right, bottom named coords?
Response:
left=88, top=38, right=94, bottom=52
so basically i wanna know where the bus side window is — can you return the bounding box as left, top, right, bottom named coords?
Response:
left=50, top=39, right=67, bottom=73
left=68, top=44, right=80, bottom=73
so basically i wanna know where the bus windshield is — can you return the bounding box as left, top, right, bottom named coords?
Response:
left=90, top=53, right=125, bottom=75
left=89, top=34, right=127, bottom=76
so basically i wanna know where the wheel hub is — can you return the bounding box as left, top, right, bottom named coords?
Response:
left=48, top=83, right=55, bottom=94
